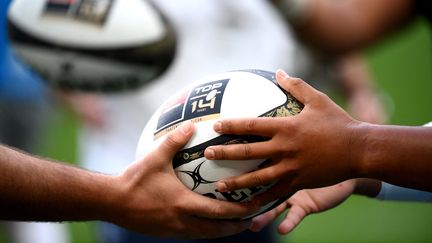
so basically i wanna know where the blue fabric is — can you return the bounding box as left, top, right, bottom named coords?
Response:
left=0, top=0, right=45, bottom=101
left=376, top=182, right=432, bottom=202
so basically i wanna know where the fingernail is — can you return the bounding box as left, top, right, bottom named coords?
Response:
left=276, top=69, right=290, bottom=79
left=180, top=121, right=193, bottom=135
left=217, top=181, right=228, bottom=192
left=214, top=121, right=222, bottom=133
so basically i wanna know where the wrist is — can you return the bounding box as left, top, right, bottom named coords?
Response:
left=75, top=173, right=123, bottom=222
left=346, top=121, right=373, bottom=179
left=99, top=174, right=131, bottom=223
left=354, top=123, right=394, bottom=179
left=353, top=178, right=382, bottom=198
left=102, top=165, right=155, bottom=227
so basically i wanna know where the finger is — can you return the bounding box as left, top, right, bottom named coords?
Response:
left=205, top=140, right=277, bottom=160
left=250, top=200, right=289, bottom=232
left=278, top=204, right=308, bottom=235
left=158, top=121, right=195, bottom=160
left=213, top=117, right=284, bottom=136
left=215, top=162, right=287, bottom=192
left=185, top=192, right=259, bottom=220
left=276, top=69, right=319, bottom=105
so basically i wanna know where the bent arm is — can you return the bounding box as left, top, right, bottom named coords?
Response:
left=0, top=145, right=117, bottom=221
left=274, top=0, right=414, bottom=54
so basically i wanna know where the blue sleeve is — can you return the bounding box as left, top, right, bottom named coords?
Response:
left=376, top=182, right=432, bottom=202
left=0, top=0, right=46, bottom=101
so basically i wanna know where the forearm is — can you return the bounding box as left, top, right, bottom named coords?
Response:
left=0, top=145, right=119, bottom=221
left=355, top=124, right=432, bottom=192
left=273, top=0, right=413, bottom=54
left=337, top=53, right=375, bottom=96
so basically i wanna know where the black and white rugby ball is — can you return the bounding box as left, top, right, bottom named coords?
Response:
left=7, top=0, right=176, bottom=92
left=136, top=69, right=303, bottom=219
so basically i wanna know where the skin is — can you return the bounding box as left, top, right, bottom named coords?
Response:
left=204, top=70, right=432, bottom=207
left=336, top=53, right=389, bottom=124
left=57, top=91, right=106, bottom=128
left=249, top=178, right=381, bottom=234
left=0, top=122, right=257, bottom=239
left=273, top=0, right=414, bottom=54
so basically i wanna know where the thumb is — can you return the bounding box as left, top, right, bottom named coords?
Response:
left=276, top=69, right=319, bottom=105
left=158, top=121, right=195, bottom=160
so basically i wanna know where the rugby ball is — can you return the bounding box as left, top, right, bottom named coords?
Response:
left=136, top=69, right=303, bottom=219
left=7, top=0, right=176, bottom=92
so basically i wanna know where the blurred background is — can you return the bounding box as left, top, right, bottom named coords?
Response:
left=1, top=0, right=431, bottom=242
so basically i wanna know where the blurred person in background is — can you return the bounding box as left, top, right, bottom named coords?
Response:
left=273, top=0, right=395, bottom=125
left=201, top=0, right=432, bottom=235
left=335, top=53, right=389, bottom=124
left=293, top=48, right=390, bottom=125
left=0, top=1, right=71, bottom=242
left=272, top=0, right=430, bottom=53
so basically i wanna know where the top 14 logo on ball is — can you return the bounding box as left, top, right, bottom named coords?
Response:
left=43, top=0, right=114, bottom=25
left=155, top=79, right=229, bottom=139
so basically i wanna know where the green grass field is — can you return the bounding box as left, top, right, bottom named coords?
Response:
left=1, top=17, right=431, bottom=243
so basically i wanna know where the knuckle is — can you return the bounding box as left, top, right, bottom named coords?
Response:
left=172, top=198, right=185, bottom=212
left=251, top=173, right=266, bottom=186
left=224, top=179, right=238, bottom=190
left=210, top=205, right=223, bottom=218
left=245, top=119, right=257, bottom=132
left=242, top=144, right=252, bottom=159
left=280, top=146, right=296, bottom=158
left=165, top=132, right=182, bottom=147
left=212, top=146, right=226, bottom=160
left=221, top=120, right=233, bottom=133
left=289, top=77, right=305, bottom=88
left=281, top=117, right=296, bottom=130
left=312, top=90, right=329, bottom=104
